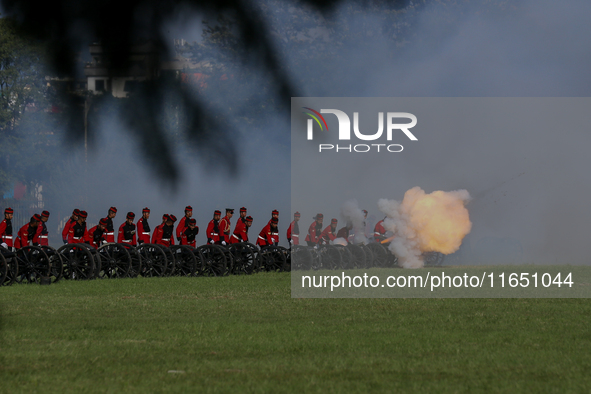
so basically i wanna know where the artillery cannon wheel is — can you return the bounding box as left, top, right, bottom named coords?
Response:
left=57, top=243, right=96, bottom=280
left=228, top=242, right=258, bottom=275
left=366, top=243, right=397, bottom=268
left=0, top=251, right=7, bottom=285
left=198, top=245, right=227, bottom=276
left=319, top=245, right=340, bottom=270
left=259, top=245, right=289, bottom=272
left=40, top=245, right=64, bottom=283
left=15, top=246, right=51, bottom=284
left=217, top=245, right=234, bottom=274
left=360, top=245, right=374, bottom=269
left=346, top=243, right=366, bottom=269
left=137, top=244, right=168, bottom=277
left=291, top=245, right=312, bottom=271
left=120, top=244, right=142, bottom=278
left=422, top=251, right=445, bottom=267
left=170, top=245, right=198, bottom=277
left=0, top=246, right=17, bottom=286
left=335, top=245, right=353, bottom=269
left=97, top=243, right=132, bottom=279
left=244, top=243, right=263, bottom=273
left=160, top=246, right=176, bottom=276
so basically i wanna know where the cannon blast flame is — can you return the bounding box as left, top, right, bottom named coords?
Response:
left=378, top=187, right=472, bottom=268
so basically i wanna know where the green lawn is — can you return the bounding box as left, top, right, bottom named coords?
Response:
left=1, top=273, right=590, bottom=393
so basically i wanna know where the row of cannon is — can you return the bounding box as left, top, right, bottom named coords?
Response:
left=0, top=242, right=445, bottom=285
left=0, top=242, right=290, bottom=285
left=291, top=243, right=444, bottom=270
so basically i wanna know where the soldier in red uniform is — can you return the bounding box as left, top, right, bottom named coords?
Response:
left=104, top=207, right=117, bottom=243
left=231, top=207, right=247, bottom=243
left=219, top=208, right=233, bottom=246
left=374, top=217, right=387, bottom=243
left=206, top=210, right=221, bottom=244
left=176, top=206, right=193, bottom=242
left=230, top=215, right=252, bottom=244
left=62, top=209, right=80, bottom=244
left=286, top=212, right=300, bottom=246
left=319, top=218, right=338, bottom=245
left=180, top=218, right=199, bottom=247
left=152, top=215, right=176, bottom=247
left=87, top=218, right=108, bottom=248
left=137, top=207, right=151, bottom=245
left=15, top=214, right=42, bottom=249
left=36, top=211, right=50, bottom=246
left=305, top=214, right=323, bottom=246
left=151, top=214, right=168, bottom=244
left=0, top=207, right=14, bottom=249
left=68, top=211, right=88, bottom=244
left=257, top=217, right=279, bottom=247
left=118, top=212, right=137, bottom=245
left=336, top=221, right=353, bottom=242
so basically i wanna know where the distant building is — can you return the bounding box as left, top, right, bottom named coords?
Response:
left=84, top=41, right=160, bottom=98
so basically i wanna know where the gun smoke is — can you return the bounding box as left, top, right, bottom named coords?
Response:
left=339, top=199, right=368, bottom=245
left=377, top=187, right=471, bottom=268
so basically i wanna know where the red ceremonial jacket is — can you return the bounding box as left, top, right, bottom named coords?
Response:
left=62, top=218, right=75, bottom=243
left=336, top=227, right=349, bottom=241
left=87, top=225, right=106, bottom=249
left=319, top=225, right=337, bottom=245
left=15, top=223, right=40, bottom=249
left=305, top=221, right=322, bottom=244
left=104, top=217, right=116, bottom=243
left=118, top=222, right=137, bottom=246
left=180, top=226, right=199, bottom=248
left=230, top=218, right=248, bottom=244
left=374, top=220, right=386, bottom=242
left=36, top=221, right=49, bottom=246
left=206, top=220, right=220, bottom=244
left=68, top=222, right=88, bottom=244
left=152, top=224, right=174, bottom=247
left=256, top=224, right=279, bottom=247
left=0, top=218, right=14, bottom=248
left=136, top=217, right=150, bottom=244
left=287, top=221, right=300, bottom=245
left=176, top=216, right=189, bottom=241
left=219, top=216, right=232, bottom=244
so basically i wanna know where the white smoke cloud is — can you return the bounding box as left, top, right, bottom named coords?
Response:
left=339, top=199, right=368, bottom=244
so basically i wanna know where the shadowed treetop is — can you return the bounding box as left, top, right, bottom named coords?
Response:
left=1, top=0, right=376, bottom=186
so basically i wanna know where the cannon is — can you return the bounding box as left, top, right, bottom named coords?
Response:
left=96, top=243, right=132, bottom=279
left=13, top=246, right=51, bottom=284
left=40, top=245, right=64, bottom=283
left=198, top=244, right=228, bottom=276
left=1, top=246, right=18, bottom=285
left=170, top=245, right=201, bottom=276
left=2, top=239, right=296, bottom=283
left=227, top=242, right=260, bottom=275
left=57, top=243, right=97, bottom=280
left=137, top=243, right=169, bottom=277
left=119, top=244, right=143, bottom=278
left=259, top=245, right=290, bottom=272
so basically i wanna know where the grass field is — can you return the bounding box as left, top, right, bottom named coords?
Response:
left=1, top=273, right=591, bottom=393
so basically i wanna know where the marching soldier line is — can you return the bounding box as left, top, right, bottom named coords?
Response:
left=1, top=206, right=390, bottom=251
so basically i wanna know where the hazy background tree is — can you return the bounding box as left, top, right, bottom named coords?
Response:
left=0, top=17, right=60, bottom=198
